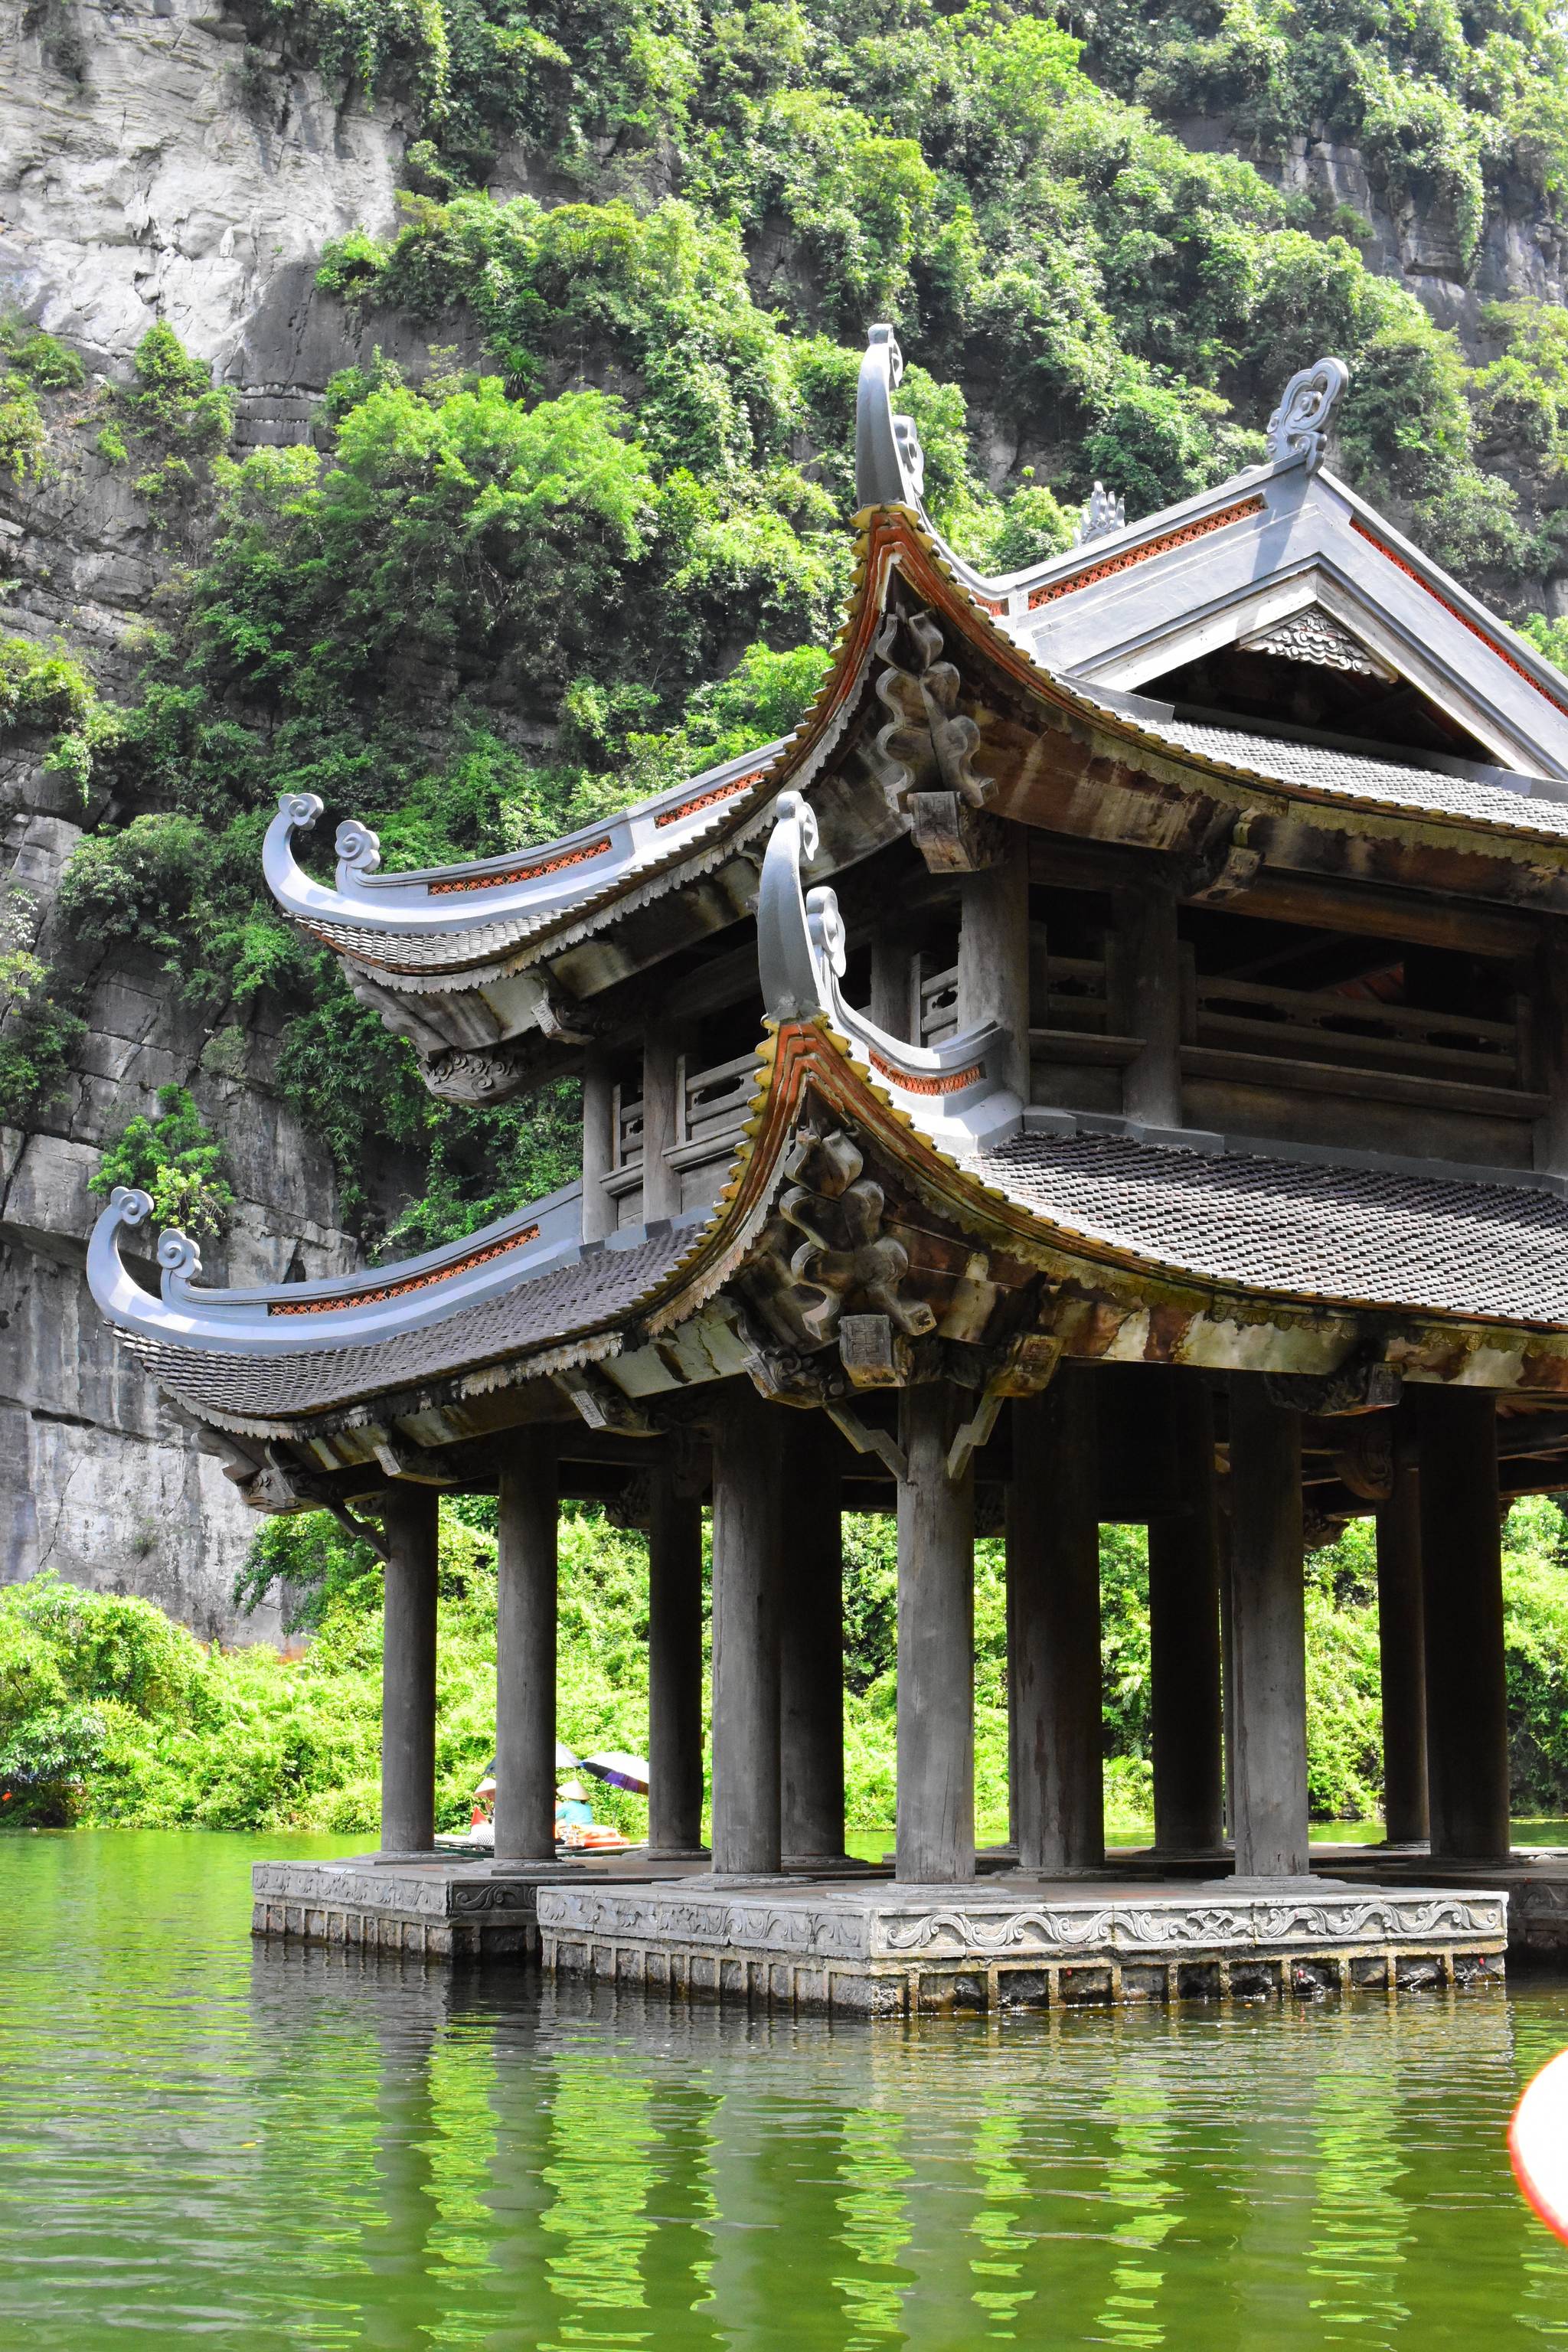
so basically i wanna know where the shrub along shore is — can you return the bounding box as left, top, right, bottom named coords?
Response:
left=5, top=1498, right=1568, bottom=1837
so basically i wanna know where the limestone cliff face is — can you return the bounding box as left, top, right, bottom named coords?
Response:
left=0, top=0, right=420, bottom=1637
left=2, top=0, right=1566, bottom=1635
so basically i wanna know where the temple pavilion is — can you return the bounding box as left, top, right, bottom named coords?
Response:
left=87, top=329, right=1568, bottom=2008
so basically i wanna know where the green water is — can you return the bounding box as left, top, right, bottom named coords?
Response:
left=4, top=1834, right=1568, bottom=2348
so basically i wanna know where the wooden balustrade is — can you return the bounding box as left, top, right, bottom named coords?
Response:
left=608, top=1050, right=756, bottom=1200
left=1184, top=974, right=1544, bottom=1122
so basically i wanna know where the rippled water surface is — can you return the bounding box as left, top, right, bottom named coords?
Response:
left=3, top=1832, right=1568, bottom=2348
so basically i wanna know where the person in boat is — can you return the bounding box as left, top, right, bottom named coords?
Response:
left=555, top=1779, right=594, bottom=1834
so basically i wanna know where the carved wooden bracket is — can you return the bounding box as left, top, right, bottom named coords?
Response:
left=909, top=790, right=1005, bottom=874
left=1266, top=1361, right=1402, bottom=1417
left=775, top=1125, right=938, bottom=1349
left=259, top=1443, right=392, bottom=1560
left=552, top=1366, right=661, bottom=1436
left=866, top=607, right=995, bottom=818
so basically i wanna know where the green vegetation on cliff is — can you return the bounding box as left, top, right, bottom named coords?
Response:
left=13, top=8, right=1568, bottom=1246
left=6, top=1497, right=1568, bottom=1835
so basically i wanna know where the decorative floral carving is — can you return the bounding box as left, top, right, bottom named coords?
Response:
left=1241, top=608, right=1391, bottom=678
left=423, top=1043, right=531, bottom=1105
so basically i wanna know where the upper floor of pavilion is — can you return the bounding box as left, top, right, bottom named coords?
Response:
left=260, top=329, right=1568, bottom=1220
left=84, top=330, right=1568, bottom=1509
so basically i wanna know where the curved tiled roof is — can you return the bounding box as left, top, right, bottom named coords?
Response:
left=983, top=1130, right=1568, bottom=1326
left=114, top=1228, right=689, bottom=1427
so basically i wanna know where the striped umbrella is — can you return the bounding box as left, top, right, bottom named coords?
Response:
left=579, top=1749, right=651, bottom=1795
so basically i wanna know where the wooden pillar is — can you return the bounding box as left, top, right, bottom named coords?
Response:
left=1008, top=1371, right=1103, bottom=1874
left=1148, top=1377, right=1225, bottom=1855
left=710, top=1383, right=783, bottom=1876
left=494, top=1428, right=558, bottom=1864
left=580, top=1046, right=615, bottom=1244
left=1534, top=929, right=1568, bottom=1176
left=896, top=1383, right=975, bottom=1883
left=871, top=933, right=913, bottom=1042
left=1228, top=1378, right=1309, bottom=1877
left=1375, top=1455, right=1429, bottom=1847
left=379, top=1483, right=439, bottom=1856
left=1114, top=884, right=1182, bottom=1129
left=780, top=1414, right=846, bottom=1865
left=642, top=1020, right=681, bottom=1222
left=1219, top=1517, right=1236, bottom=1842
left=1416, top=1387, right=1510, bottom=1859
left=957, top=833, right=1030, bottom=1098
left=647, top=1460, right=707, bottom=1860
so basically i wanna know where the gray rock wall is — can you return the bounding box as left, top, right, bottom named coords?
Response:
left=0, top=0, right=411, bottom=1638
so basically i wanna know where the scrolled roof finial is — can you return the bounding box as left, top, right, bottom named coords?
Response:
left=278, top=789, right=324, bottom=832
left=1075, top=481, right=1125, bottom=545
left=110, top=1184, right=153, bottom=1230
left=856, top=323, right=924, bottom=512
left=806, top=885, right=848, bottom=984
left=157, top=1229, right=202, bottom=1298
left=335, top=819, right=383, bottom=887
left=757, top=789, right=828, bottom=1022
left=1266, top=357, right=1349, bottom=473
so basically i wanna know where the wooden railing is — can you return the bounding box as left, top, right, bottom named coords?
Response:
left=612, top=1086, right=645, bottom=1173
left=1030, top=946, right=1145, bottom=1067
left=609, top=1050, right=753, bottom=1187
left=920, top=962, right=960, bottom=1045
left=676, top=1050, right=753, bottom=1155
left=1192, top=975, right=1522, bottom=1081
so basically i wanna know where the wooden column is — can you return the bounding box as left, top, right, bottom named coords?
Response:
left=1148, top=1377, right=1224, bottom=1855
left=871, top=933, right=913, bottom=1042
left=896, top=1383, right=975, bottom=1883
left=379, top=1483, right=439, bottom=1856
left=642, top=1020, right=681, bottom=1223
left=647, top=1460, right=707, bottom=1860
left=1375, top=1455, right=1429, bottom=1847
left=780, top=1413, right=846, bottom=1865
left=1114, top=884, right=1182, bottom=1129
left=1416, top=1387, right=1510, bottom=1859
left=1535, top=929, right=1568, bottom=1176
left=710, top=1383, right=783, bottom=1876
left=580, top=1046, right=615, bottom=1244
left=957, top=834, right=1030, bottom=1098
left=1008, top=1372, right=1102, bottom=1874
left=1228, top=1378, right=1309, bottom=1877
left=494, top=1428, right=559, bottom=1864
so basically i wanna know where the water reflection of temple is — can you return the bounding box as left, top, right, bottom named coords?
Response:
left=95, top=328, right=1568, bottom=2006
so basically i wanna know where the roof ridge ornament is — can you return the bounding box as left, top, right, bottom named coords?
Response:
left=856, top=325, right=926, bottom=511
left=1076, top=482, right=1125, bottom=544
left=756, top=792, right=1021, bottom=1141
left=1266, top=356, right=1349, bottom=474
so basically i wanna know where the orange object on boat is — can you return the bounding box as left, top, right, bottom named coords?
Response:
left=1510, top=2047, right=1568, bottom=2244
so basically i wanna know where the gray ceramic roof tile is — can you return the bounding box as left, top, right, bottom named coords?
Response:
left=119, top=1229, right=687, bottom=1426
left=1143, top=719, right=1568, bottom=838
left=984, top=1129, right=1568, bottom=1321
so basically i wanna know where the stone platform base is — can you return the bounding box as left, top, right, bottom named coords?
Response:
left=536, top=1873, right=1508, bottom=2016
left=1312, top=1846, right=1568, bottom=1966
left=250, top=1855, right=617, bottom=1959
